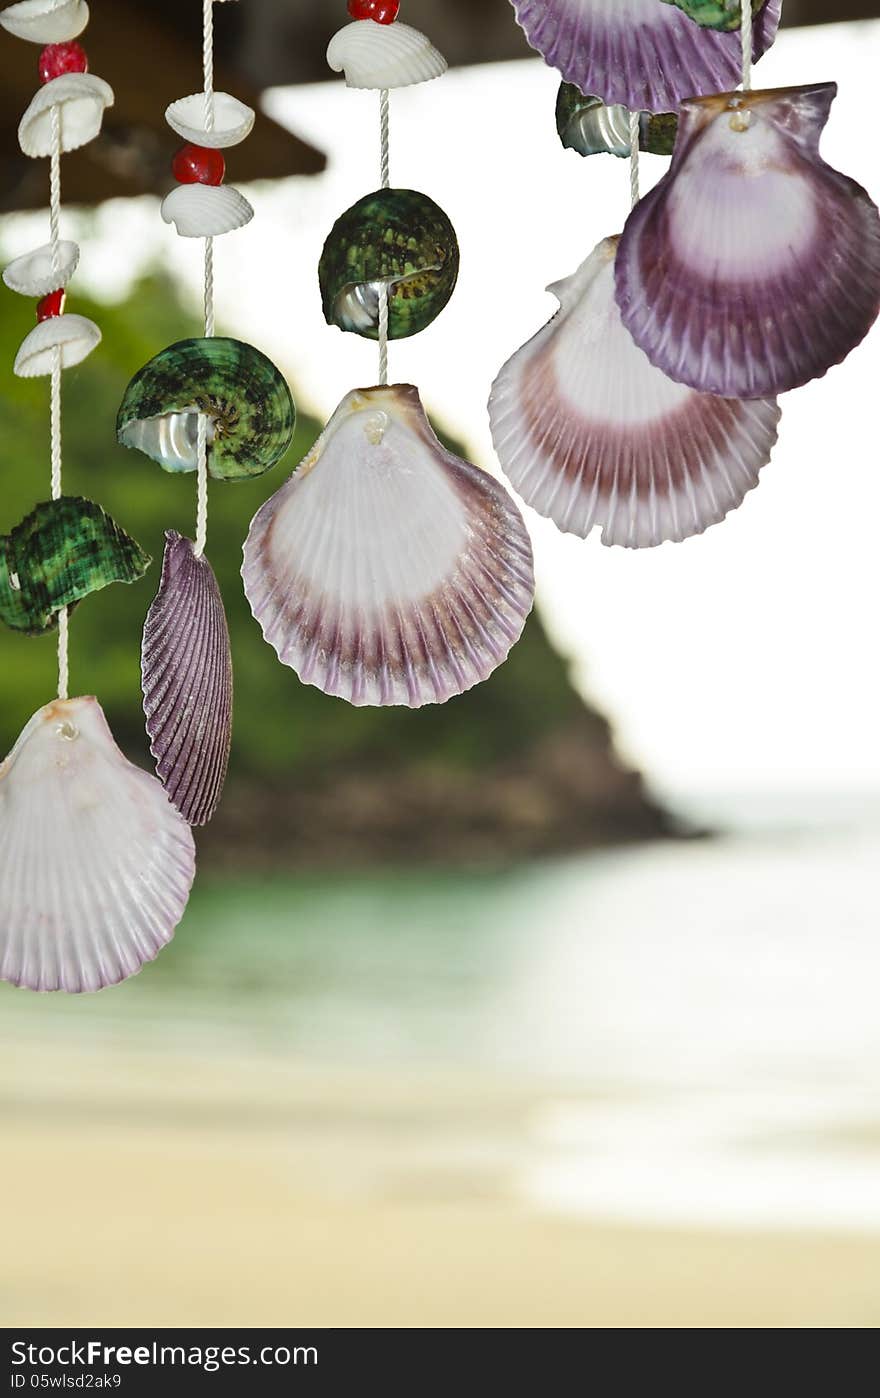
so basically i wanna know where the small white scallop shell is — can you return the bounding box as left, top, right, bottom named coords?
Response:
left=160, top=183, right=254, bottom=239
left=326, top=20, right=447, bottom=91
left=165, top=91, right=255, bottom=149
left=0, top=0, right=88, bottom=44
left=0, top=697, right=196, bottom=994
left=3, top=239, right=79, bottom=296
left=14, top=312, right=101, bottom=378
left=18, top=72, right=114, bottom=158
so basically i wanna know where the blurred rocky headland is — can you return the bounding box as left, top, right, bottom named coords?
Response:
left=0, top=274, right=674, bottom=870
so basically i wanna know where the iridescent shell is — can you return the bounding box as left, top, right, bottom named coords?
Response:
left=0, top=0, right=88, bottom=44
left=242, top=385, right=535, bottom=708
left=0, top=697, right=195, bottom=994
left=556, top=84, right=678, bottom=158
left=326, top=19, right=447, bottom=90
left=18, top=73, right=114, bottom=158
left=117, top=338, right=295, bottom=483
left=0, top=497, right=151, bottom=636
left=489, top=238, right=781, bottom=548
left=616, top=84, right=880, bottom=398
left=141, top=532, right=233, bottom=828
left=319, top=189, right=460, bottom=341
left=509, top=0, right=781, bottom=114
left=663, top=0, right=766, bottom=31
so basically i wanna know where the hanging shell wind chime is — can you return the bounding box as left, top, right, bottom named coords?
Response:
left=243, top=0, right=535, bottom=708
left=0, top=0, right=196, bottom=993
left=117, top=0, right=295, bottom=826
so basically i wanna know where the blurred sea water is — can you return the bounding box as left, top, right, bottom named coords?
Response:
left=4, top=801, right=880, bottom=1238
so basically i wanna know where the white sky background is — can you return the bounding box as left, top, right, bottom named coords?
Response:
left=7, top=18, right=879, bottom=805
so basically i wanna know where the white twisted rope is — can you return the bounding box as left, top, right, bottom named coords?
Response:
left=195, top=0, right=216, bottom=558
left=378, top=88, right=390, bottom=387
left=49, top=103, right=68, bottom=698
left=628, top=108, right=640, bottom=209
left=741, top=0, right=753, bottom=93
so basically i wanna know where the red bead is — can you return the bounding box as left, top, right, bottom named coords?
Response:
left=347, top=0, right=400, bottom=22
left=36, top=290, right=66, bottom=322
left=171, top=144, right=226, bottom=187
left=39, top=41, right=88, bottom=84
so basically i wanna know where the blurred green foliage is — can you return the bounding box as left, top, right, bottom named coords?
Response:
left=0, top=272, right=594, bottom=777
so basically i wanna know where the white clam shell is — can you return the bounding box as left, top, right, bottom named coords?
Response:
left=14, top=312, right=101, bottom=377
left=0, top=697, right=196, bottom=994
left=242, top=384, right=535, bottom=709
left=0, top=0, right=88, bottom=44
left=489, top=237, right=781, bottom=549
left=3, top=239, right=79, bottom=296
left=327, top=20, right=447, bottom=91
left=160, top=183, right=254, bottom=239
left=165, top=91, right=255, bottom=149
left=18, top=73, right=114, bottom=159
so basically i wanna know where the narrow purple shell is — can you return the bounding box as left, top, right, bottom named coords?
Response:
left=509, top=0, right=782, bottom=114
left=615, top=84, right=880, bottom=398
left=141, top=530, right=233, bottom=827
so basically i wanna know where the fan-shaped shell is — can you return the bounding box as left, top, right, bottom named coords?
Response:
left=319, top=188, right=459, bottom=341
left=117, top=337, right=295, bottom=483
left=142, top=532, right=233, bottom=828
left=3, top=240, right=79, bottom=297
left=14, top=313, right=100, bottom=377
left=242, top=384, right=535, bottom=709
left=0, top=697, right=195, bottom=994
left=509, top=0, right=781, bottom=114
left=615, top=83, right=880, bottom=398
left=490, top=238, right=781, bottom=548
left=0, top=0, right=88, bottom=44
left=160, top=182, right=253, bottom=239
left=326, top=19, right=447, bottom=90
left=165, top=91, right=255, bottom=149
left=18, top=72, right=113, bottom=158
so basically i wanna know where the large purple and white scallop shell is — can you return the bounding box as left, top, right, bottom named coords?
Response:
left=490, top=237, right=781, bottom=547
left=509, top=0, right=782, bottom=114
left=242, top=385, right=535, bottom=708
left=615, top=83, right=880, bottom=399
left=142, top=531, right=233, bottom=827
left=0, top=696, right=195, bottom=993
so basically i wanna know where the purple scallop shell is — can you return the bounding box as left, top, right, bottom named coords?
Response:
left=509, top=0, right=782, bottom=114
left=616, top=83, right=880, bottom=399
left=141, top=530, right=233, bottom=827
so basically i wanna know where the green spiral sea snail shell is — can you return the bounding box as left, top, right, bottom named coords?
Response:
left=661, top=0, right=767, bottom=31
left=117, top=338, right=295, bottom=483
left=556, top=84, right=678, bottom=159
left=0, top=497, right=151, bottom=636
left=318, top=188, right=460, bottom=341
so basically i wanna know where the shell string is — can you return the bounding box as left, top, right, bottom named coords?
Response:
left=741, top=0, right=753, bottom=93
left=628, top=109, right=640, bottom=209
left=196, top=0, right=215, bottom=559
left=378, top=88, right=390, bottom=387
left=50, top=102, right=68, bottom=699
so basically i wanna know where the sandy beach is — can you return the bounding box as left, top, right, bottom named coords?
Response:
left=3, top=1042, right=880, bottom=1329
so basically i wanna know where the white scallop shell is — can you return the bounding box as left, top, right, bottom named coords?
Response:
left=326, top=20, right=447, bottom=91
left=18, top=73, right=114, bottom=158
left=165, top=91, right=255, bottom=149
left=3, top=239, right=79, bottom=296
left=160, top=183, right=254, bottom=239
left=0, top=0, right=88, bottom=44
left=242, top=384, right=535, bottom=708
left=14, top=312, right=100, bottom=378
left=489, top=237, right=781, bottom=548
left=0, top=697, right=196, bottom=994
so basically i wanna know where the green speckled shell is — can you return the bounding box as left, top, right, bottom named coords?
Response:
left=556, top=84, right=678, bottom=158
left=116, top=338, right=295, bottom=483
left=319, top=189, right=460, bottom=341
left=0, top=497, right=151, bottom=637
left=661, top=0, right=766, bottom=32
